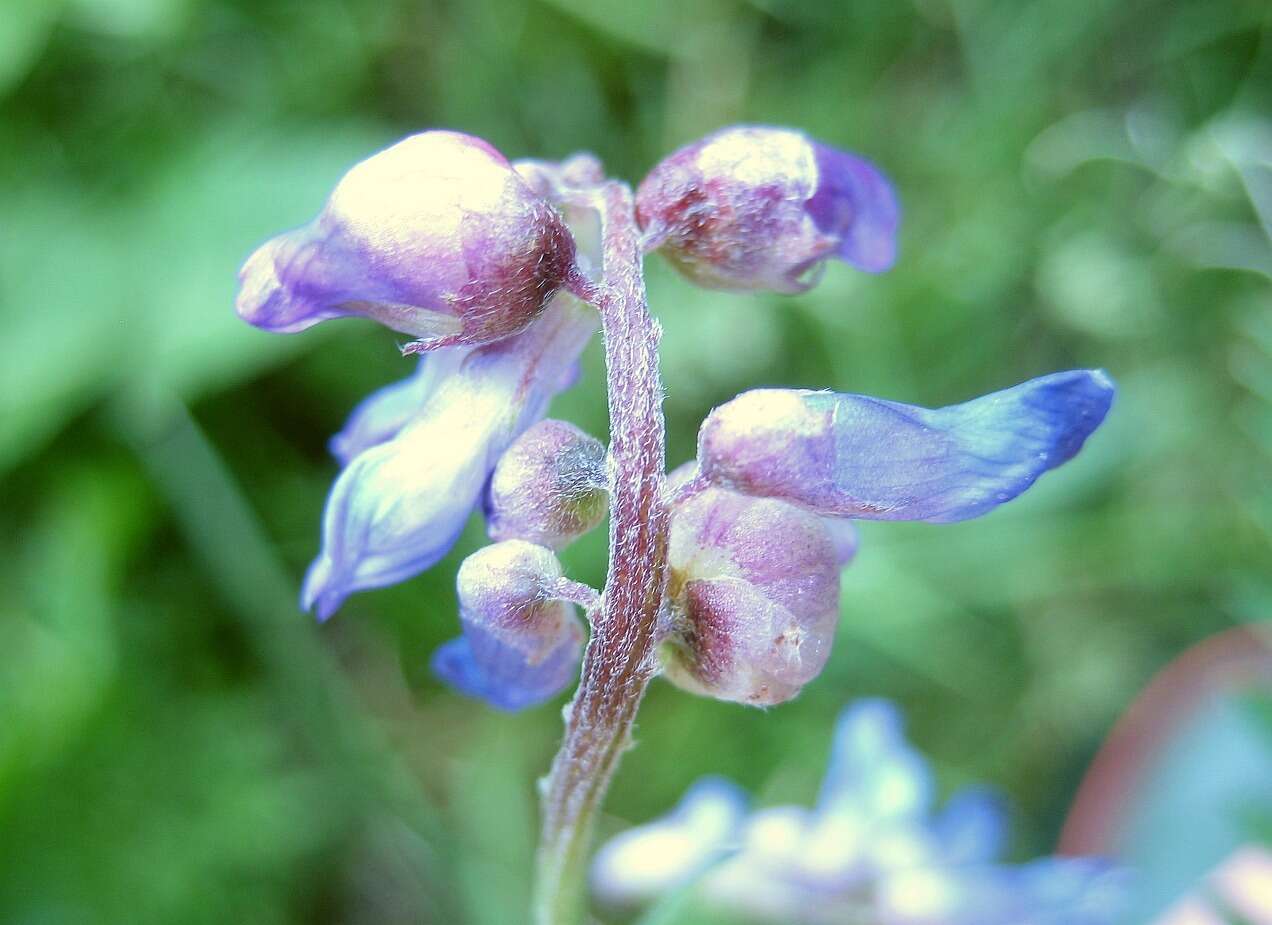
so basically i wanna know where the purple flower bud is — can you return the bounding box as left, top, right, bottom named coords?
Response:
left=432, top=540, right=585, bottom=710
left=636, top=125, right=899, bottom=293
left=660, top=487, right=842, bottom=706
left=697, top=370, right=1115, bottom=523
left=302, top=299, right=597, bottom=620
left=485, top=419, right=608, bottom=550
left=236, top=131, right=578, bottom=350
left=431, top=620, right=583, bottom=712
left=454, top=540, right=573, bottom=659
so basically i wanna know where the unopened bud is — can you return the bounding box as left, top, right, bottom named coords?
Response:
left=237, top=131, right=577, bottom=350
left=636, top=125, right=898, bottom=293
left=455, top=539, right=575, bottom=661
left=433, top=539, right=586, bottom=711
left=660, top=488, right=841, bottom=706
left=485, top=419, right=608, bottom=550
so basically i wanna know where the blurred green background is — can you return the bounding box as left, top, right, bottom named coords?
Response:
left=2, top=0, right=1270, bottom=922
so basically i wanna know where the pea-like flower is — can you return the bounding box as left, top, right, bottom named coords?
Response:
left=696, top=369, right=1115, bottom=522
left=237, top=131, right=578, bottom=351
left=659, top=369, right=1113, bottom=705
left=636, top=125, right=899, bottom=293
left=591, top=699, right=1128, bottom=925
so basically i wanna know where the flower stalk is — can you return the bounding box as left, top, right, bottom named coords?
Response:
left=534, top=181, right=671, bottom=925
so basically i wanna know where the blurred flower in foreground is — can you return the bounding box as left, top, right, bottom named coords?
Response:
left=636, top=125, right=899, bottom=292
left=593, top=700, right=1128, bottom=924
left=1154, top=845, right=1272, bottom=925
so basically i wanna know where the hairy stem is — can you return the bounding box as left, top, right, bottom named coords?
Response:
left=534, top=182, right=670, bottom=925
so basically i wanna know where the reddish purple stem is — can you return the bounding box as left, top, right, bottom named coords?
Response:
left=534, top=182, right=670, bottom=925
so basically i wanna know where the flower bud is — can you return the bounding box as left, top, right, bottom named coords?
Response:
left=696, top=370, right=1116, bottom=523
left=660, top=487, right=842, bottom=706
left=636, top=125, right=898, bottom=293
left=237, top=131, right=577, bottom=350
left=485, top=419, right=608, bottom=550
left=455, top=540, right=574, bottom=660
left=432, top=539, right=585, bottom=711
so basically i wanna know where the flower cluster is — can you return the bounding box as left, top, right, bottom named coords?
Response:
left=235, top=125, right=1113, bottom=712
left=592, top=700, right=1129, bottom=925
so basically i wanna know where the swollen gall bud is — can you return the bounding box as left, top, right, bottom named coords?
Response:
left=236, top=131, right=577, bottom=350
left=660, top=488, right=842, bottom=706
left=485, top=419, right=608, bottom=550
left=636, top=125, right=898, bottom=293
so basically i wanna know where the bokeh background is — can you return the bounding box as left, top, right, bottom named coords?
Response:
left=2, top=0, right=1271, bottom=922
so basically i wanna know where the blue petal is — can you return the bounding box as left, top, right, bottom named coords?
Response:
left=673, top=777, right=751, bottom=832
left=431, top=619, right=582, bottom=711
left=818, top=699, right=934, bottom=819
left=806, top=143, right=900, bottom=273
left=328, top=349, right=470, bottom=466
left=590, top=776, right=748, bottom=906
left=934, top=788, right=1009, bottom=865
left=302, top=405, right=495, bottom=621
left=1006, top=857, right=1130, bottom=925
left=700, top=370, right=1115, bottom=523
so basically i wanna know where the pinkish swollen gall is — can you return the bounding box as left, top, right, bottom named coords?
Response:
left=232, top=125, right=1115, bottom=925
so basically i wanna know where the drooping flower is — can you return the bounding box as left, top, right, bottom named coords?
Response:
left=431, top=540, right=586, bottom=711
left=591, top=699, right=1129, bottom=925
left=696, top=369, right=1115, bottom=522
left=484, top=418, right=609, bottom=550
left=236, top=131, right=578, bottom=351
left=636, top=124, right=899, bottom=292
left=301, top=297, right=596, bottom=620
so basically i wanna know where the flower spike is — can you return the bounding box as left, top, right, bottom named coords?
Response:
left=636, top=124, right=899, bottom=292
left=697, top=369, right=1115, bottom=523
left=237, top=131, right=578, bottom=350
